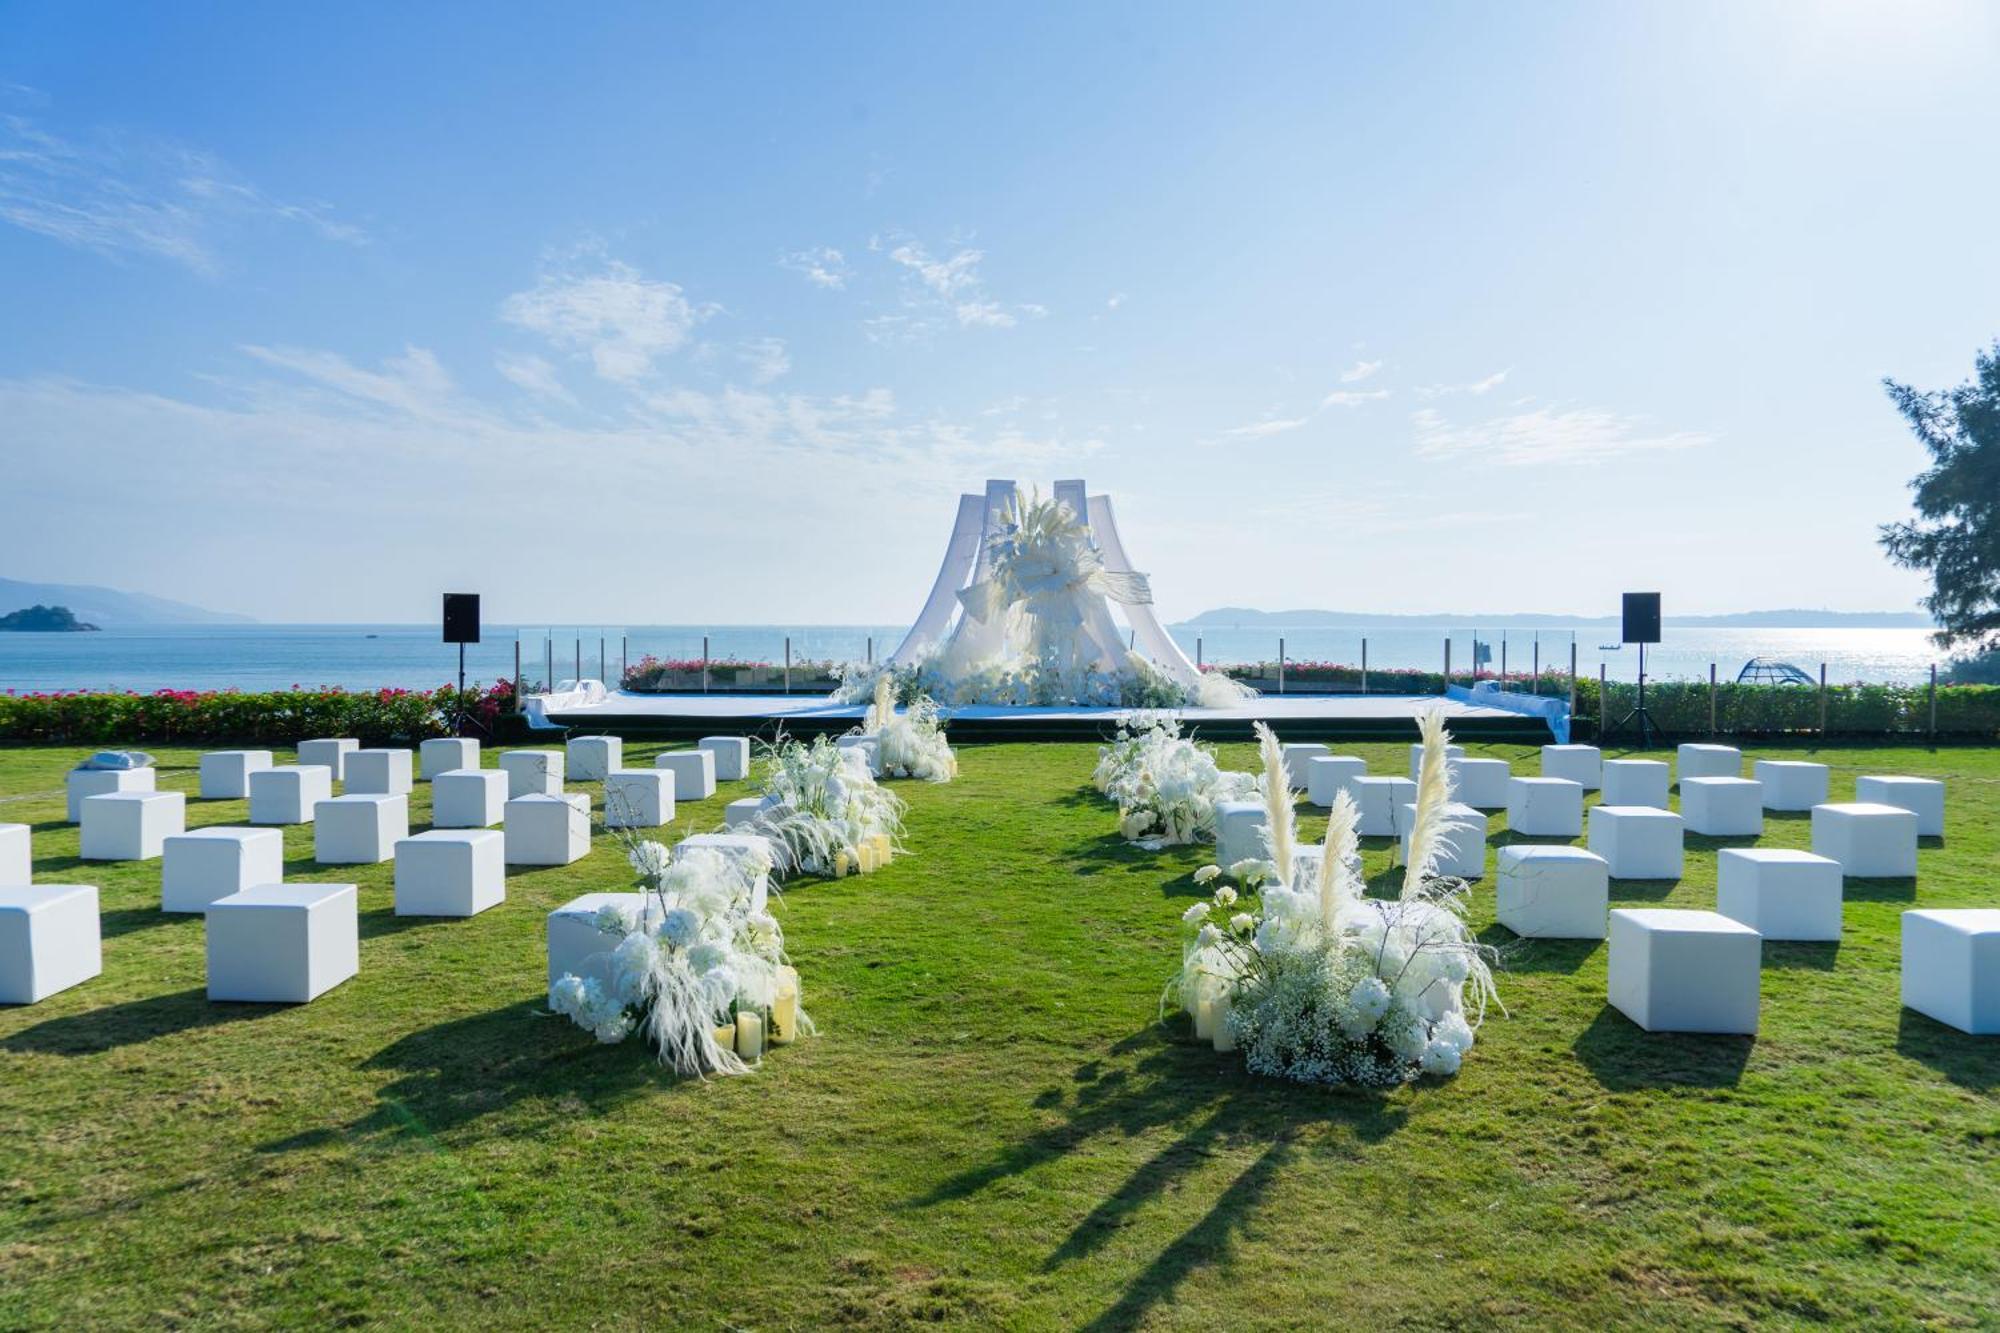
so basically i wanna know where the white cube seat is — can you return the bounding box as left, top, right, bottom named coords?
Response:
left=394, top=829, right=505, bottom=917
left=1397, top=802, right=1486, bottom=878
left=547, top=891, right=645, bottom=988
left=1540, top=744, right=1601, bottom=789
left=249, top=765, right=334, bottom=825
left=206, top=882, right=358, bottom=1003
left=499, top=749, right=565, bottom=798
left=1717, top=849, right=1843, bottom=941
left=1496, top=845, right=1608, bottom=939
left=675, top=833, right=775, bottom=914
left=1409, top=742, right=1466, bottom=781
left=1608, top=908, right=1761, bottom=1034
left=0, top=885, right=101, bottom=1004
left=1507, top=777, right=1583, bottom=838
left=313, top=794, right=409, bottom=864
left=81, top=790, right=185, bottom=861
left=1600, top=759, right=1670, bottom=809
left=1215, top=800, right=1268, bottom=867
left=1677, top=743, right=1742, bottom=783
left=295, top=738, right=359, bottom=780
left=1856, top=776, right=1944, bottom=837
left=430, top=769, right=508, bottom=828
left=1351, top=776, right=1417, bottom=838
left=505, top=793, right=590, bottom=866
left=0, top=824, right=28, bottom=886
left=65, top=766, right=154, bottom=822
left=1680, top=777, right=1764, bottom=837
left=1451, top=757, right=1512, bottom=810
left=603, top=770, right=674, bottom=829
left=1901, top=909, right=2000, bottom=1035
left=1281, top=743, right=1330, bottom=790
left=344, top=748, right=414, bottom=797
left=1753, top=760, right=1830, bottom=812
left=1305, top=755, right=1367, bottom=808
left=834, top=735, right=880, bottom=776
left=725, top=795, right=780, bottom=829
left=566, top=735, right=624, bottom=782
left=161, top=827, right=285, bottom=913
left=419, top=738, right=479, bottom=780
left=199, top=750, right=273, bottom=800
left=1811, top=802, right=1918, bottom=878
left=699, top=736, right=753, bottom=782
left=653, top=749, right=717, bottom=801
left=1587, top=805, right=1684, bottom=880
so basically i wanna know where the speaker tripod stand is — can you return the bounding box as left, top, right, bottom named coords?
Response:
left=1608, top=641, right=1660, bottom=748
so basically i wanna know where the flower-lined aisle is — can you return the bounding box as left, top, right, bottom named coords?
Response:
left=1167, top=714, right=1500, bottom=1086
left=741, top=734, right=906, bottom=877
left=1091, top=715, right=1255, bottom=847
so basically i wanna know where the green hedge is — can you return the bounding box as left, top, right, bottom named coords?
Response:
left=0, top=682, right=522, bottom=747
left=1573, top=679, right=2000, bottom=739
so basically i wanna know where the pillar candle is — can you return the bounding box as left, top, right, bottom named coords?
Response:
left=833, top=849, right=851, bottom=878
left=735, top=1011, right=765, bottom=1060
left=1193, top=994, right=1215, bottom=1041
left=856, top=842, right=876, bottom=874
left=872, top=834, right=893, bottom=864
left=770, top=984, right=798, bottom=1045
left=1210, top=994, right=1237, bottom=1053
left=713, top=1019, right=738, bottom=1051
left=779, top=965, right=801, bottom=1008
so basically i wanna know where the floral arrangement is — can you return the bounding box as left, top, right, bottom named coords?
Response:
left=1167, top=714, right=1498, bottom=1086
left=856, top=674, right=958, bottom=783
left=737, top=734, right=907, bottom=877
left=548, top=834, right=808, bottom=1076
left=1091, top=714, right=1255, bottom=847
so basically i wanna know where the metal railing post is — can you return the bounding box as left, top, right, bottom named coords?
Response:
left=1361, top=637, right=1369, bottom=695
left=1599, top=662, right=1608, bottom=741
left=867, top=636, right=874, bottom=666
left=1568, top=640, right=1577, bottom=720
left=1818, top=663, right=1828, bottom=739
left=784, top=636, right=792, bottom=695
left=574, top=638, right=581, bottom=683
left=1278, top=637, right=1286, bottom=695
left=1196, top=636, right=1203, bottom=669
left=599, top=636, right=605, bottom=684
left=702, top=635, right=710, bottom=694
left=1929, top=663, right=1938, bottom=743
left=545, top=639, right=552, bottom=694
left=513, top=641, right=522, bottom=711
left=1443, top=638, right=1452, bottom=693
left=1500, top=636, right=1507, bottom=684
left=1709, top=663, right=1718, bottom=738
left=1533, top=636, right=1540, bottom=696
left=621, top=635, right=627, bottom=686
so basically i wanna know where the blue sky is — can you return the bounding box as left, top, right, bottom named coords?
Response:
left=3, top=1, right=1997, bottom=624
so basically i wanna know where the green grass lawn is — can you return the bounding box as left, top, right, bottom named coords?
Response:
left=1, top=736, right=1997, bottom=1330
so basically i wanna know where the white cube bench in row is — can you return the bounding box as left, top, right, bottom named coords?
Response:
left=500, top=749, right=565, bottom=798
left=699, top=736, right=752, bottom=782
left=505, top=793, right=590, bottom=865
left=1496, top=845, right=1607, bottom=939
left=0, top=823, right=28, bottom=885
left=81, top=790, right=185, bottom=861
left=206, top=882, right=357, bottom=1003
left=546, top=892, right=641, bottom=989
left=345, top=748, right=413, bottom=797
left=296, top=738, right=359, bottom=780
left=395, top=829, right=504, bottom=917
left=1588, top=805, right=1684, bottom=880
left=1681, top=777, right=1763, bottom=837
left=1215, top=800, right=1268, bottom=866
left=162, top=826, right=284, bottom=913
left=726, top=794, right=782, bottom=830
left=1601, top=759, right=1670, bottom=809
left=567, top=735, right=623, bottom=783
left=1608, top=908, right=1760, bottom=1034
left=1451, top=758, right=1512, bottom=811
left=1540, top=744, right=1600, bottom=789
left=249, top=765, right=333, bottom=825
left=0, top=884, right=101, bottom=1004
left=1811, top=802, right=1917, bottom=878
left=1409, top=742, right=1466, bottom=781
left=1902, top=909, right=2000, bottom=1035
left=431, top=768, right=507, bottom=828
left=1717, top=848, right=1842, bottom=941
left=1281, top=743, right=1328, bottom=790
left=604, top=770, right=673, bottom=829
left=1398, top=803, right=1486, bottom=878
left=1677, top=743, right=1741, bottom=782
left=66, top=766, right=154, bottom=823
left=654, top=749, right=716, bottom=801
left=1305, top=755, right=1366, bottom=808
left=419, top=737, right=479, bottom=780
left=1507, top=777, right=1583, bottom=838
left=1351, top=776, right=1415, bottom=838
left=1753, top=760, right=1829, bottom=812
left=314, top=794, right=409, bottom=865
left=199, top=749, right=272, bottom=799
left=1857, top=776, right=1944, bottom=837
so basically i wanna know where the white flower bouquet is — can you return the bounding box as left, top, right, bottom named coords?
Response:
left=739, top=734, right=907, bottom=877
left=857, top=675, right=958, bottom=783
left=1093, top=714, right=1256, bottom=848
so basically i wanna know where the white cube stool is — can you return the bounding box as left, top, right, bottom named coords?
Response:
left=1901, top=909, right=2000, bottom=1035
left=1506, top=777, right=1583, bottom=838
left=654, top=750, right=717, bottom=802
left=0, top=823, right=28, bottom=886
left=1397, top=802, right=1487, bottom=878
left=296, top=738, right=359, bottom=781
left=1607, top=908, right=1761, bottom=1034
left=206, top=883, right=358, bottom=1003
left=1215, top=800, right=1268, bottom=868
left=431, top=769, right=507, bottom=828
left=344, top=748, right=413, bottom=797
left=1451, top=757, right=1512, bottom=810
left=505, top=792, right=590, bottom=866
left=419, top=737, right=479, bottom=780
left=199, top=750, right=272, bottom=800
left=1496, top=845, right=1608, bottom=939
left=699, top=736, right=753, bottom=782
left=394, top=829, right=504, bottom=917
left=1680, top=777, right=1764, bottom=837
left=1753, top=760, right=1830, bottom=812
left=725, top=795, right=779, bottom=829
left=0, top=885, right=101, bottom=1003
left=249, top=765, right=333, bottom=825
left=1281, top=743, right=1330, bottom=790
left=566, top=735, right=624, bottom=783
left=1717, top=849, right=1843, bottom=941
left=676, top=833, right=776, bottom=914
left=1351, top=777, right=1417, bottom=838
left=1601, top=759, right=1670, bottom=809
left=1677, top=743, right=1742, bottom=783
left=1408, top=742, right=1466, bottom=781
left=1540, top=744, right=1601, bottom=789
left=1856, top=776, right=1944, bottom=837
left=1588, top=805, right=1684, bottom=880
left=80, top=790, right=185, bottom=861
left=499, top=749, right=565, bottom=798
left=314, top=794, right=409, bottom=864
left=1305, top=755, right=1367, bottom=809
left=834, top=735, right=880, bottom=776
left=1811, top=802, right=1918, bottom=878
left=161, top=827, right=284, bottom=913
left=65, top=766, right=154, bottom=822
left=604, top=769, right=674, bottom=829
left=547, top=892, right=645, bottom=988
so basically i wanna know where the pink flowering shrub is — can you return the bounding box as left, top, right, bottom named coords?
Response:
left=0, top=679, right=519, bottom=745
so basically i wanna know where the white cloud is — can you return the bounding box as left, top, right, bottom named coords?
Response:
left=883, top=237, right=1040, bottom=331
left=500, top=254, right=712, bottom=383
left=1410, top=405, right=1709, bottom=465
left=780, top=246, right=848, bottom=290
left=1321, top=388, right=1390, bottom=408
left=1338, top=359, right=1382, bottom=383
left=954, top=300, right=1015, bottom=329
left=1223, top=417, right=1309, bottom=439
left=1419, top=368, right=1511, bottom=398
left=737, top=336, right=791, bottom=384
left=495, top=352, right=573, bottom=403
left=242, top=343, right=467, bottom=423
left=890, top=242, right=984, bottom=298
left=1106, top=292, right=1126, bottom=310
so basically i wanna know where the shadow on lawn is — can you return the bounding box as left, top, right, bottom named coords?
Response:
left=1896, top=1010, right=2000, bottom=1092
left=2, top=986, right=279, bottom=1054
left=1572, top=1007, right=1753, bottom=1091
left=1476, top=924, right=1598, bottom=976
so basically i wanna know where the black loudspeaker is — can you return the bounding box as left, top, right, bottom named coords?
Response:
left=1622, top=592, right=1661, bottom=645
left=442, top=593, right=481, bottom=645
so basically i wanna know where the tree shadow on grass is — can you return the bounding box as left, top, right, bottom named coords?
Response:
left=1, top=987, right=280, bottom=1055
left=1571, top=1006, right=1753, bottom=1091
left=1896, top=1009, right=2000, bottom=1092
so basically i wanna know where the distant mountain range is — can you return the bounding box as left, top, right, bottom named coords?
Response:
left=0, top=578, right=254, bottom=626
left=1175, top=606, right=1933, bottom=629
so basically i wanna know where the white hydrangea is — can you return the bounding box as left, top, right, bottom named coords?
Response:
left=1213, top=885, right=1238, bottom=908
left=1229, top=912, right=1256, bottom=934
left=1193, top=864, right=1221, bottom=885
left=1419, top=1038, right=1463, bottom=1076
left=1348, top=975, right=1392, bottom=1024
left=1182, top=902, right=1211, bottom=925
left=658, top=906, right=702, bottom=949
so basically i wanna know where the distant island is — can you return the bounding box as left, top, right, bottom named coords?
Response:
left=0, top=577, right=251, bottom=626
left=1175, top=606, right=1934, bottom=630
left=0, top=604, right=100, bottom=632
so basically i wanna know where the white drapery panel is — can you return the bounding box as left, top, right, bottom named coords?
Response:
left=1086, top=492, right=1203, bottom=688
left=889, top=492, right=989, bottom=667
